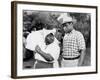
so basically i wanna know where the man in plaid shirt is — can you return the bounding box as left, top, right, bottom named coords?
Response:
left=58, top=13, right=86, bottom=67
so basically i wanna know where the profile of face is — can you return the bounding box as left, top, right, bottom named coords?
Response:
left=63, top=22, right=73, bottom=33
left=45, top=33, right=54, bottom=45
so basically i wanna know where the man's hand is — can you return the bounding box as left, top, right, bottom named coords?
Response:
left=35, top=45, right=54, bottom=62
left=35, top=45, right=41, bottom=53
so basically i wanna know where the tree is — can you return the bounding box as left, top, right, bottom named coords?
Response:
left=69, top=13, right=91, bottom=47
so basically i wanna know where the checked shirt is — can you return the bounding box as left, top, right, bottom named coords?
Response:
left=62, top=29, right=86, bottom=58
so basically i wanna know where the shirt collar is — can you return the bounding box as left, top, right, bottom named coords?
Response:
left=65, top=29, right=75, bottom=35
left=71, top=29, right=75, bottom=34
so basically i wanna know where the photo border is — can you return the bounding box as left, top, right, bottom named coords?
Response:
left=11, top=1, right=98, bottom=79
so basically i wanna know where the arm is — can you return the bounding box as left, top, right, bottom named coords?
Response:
left=58, top=42, right=63, bottom=67
left=77, top=32, right=86, bottom=66
left=35, top=45, right=54, bottom=62
left=78, top=49, right=86, bottom=66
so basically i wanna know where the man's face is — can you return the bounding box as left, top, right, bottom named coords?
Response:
left=45, top=33, right=54, bottom=45
left=63, top=22, right=73, bottom=33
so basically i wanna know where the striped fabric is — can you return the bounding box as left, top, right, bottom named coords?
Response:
left=62, top=29, right=86, bottom=58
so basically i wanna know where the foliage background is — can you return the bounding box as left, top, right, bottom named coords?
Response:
left=23, top=11, right=91, bottom=47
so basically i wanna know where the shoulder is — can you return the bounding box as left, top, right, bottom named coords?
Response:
left=29, top=31, right=42, bottom=37
left=74, top=30, right=84, bottom=37
left=27, top=31, right=42, bottom=42
left=74, top=30, right=82, bottom=34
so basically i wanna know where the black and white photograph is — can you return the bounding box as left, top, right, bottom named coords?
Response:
left=23, top=11, right=91, bottom=69
left=11, top=1, right=97, bottom=78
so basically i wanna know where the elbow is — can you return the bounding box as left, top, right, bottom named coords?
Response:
left=46, top=57, right=54, bottom=62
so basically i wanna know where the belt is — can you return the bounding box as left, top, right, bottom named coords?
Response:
left=63, top=55, right=80, bottom=60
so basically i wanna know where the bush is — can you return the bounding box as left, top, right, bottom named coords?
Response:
left=23, top=11, right=91, bottom=47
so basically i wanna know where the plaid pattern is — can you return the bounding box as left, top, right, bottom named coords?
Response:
left=62, top=30, right=86, bottom=58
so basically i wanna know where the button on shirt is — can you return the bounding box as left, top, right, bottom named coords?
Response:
left=62, top=29, right=86, bottom=58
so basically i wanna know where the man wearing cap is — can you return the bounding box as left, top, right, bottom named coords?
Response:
left=26, top=28, right=60, bottom=68
left=58, top=13, right=86, bottom=67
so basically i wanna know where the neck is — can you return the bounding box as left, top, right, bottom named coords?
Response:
left=65, top=30, right=72, bottom=33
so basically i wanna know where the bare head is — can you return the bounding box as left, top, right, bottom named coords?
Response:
left=45, top=33, right=54, bottom=45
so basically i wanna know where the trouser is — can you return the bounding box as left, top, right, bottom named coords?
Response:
left=61, top=58, right=79, bottom=67
left=34, top=60, right=53, bottom=69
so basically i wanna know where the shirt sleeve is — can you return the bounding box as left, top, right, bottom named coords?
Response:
left=25, top=32, right=38, bottom=51
left=77, top=32, right=86, bottom=50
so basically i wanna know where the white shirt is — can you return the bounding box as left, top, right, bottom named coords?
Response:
left=26, top=28, right=56, bottom=51
left=26, top=28, right=60, bottom=68
left=35, top=38, right=60, bottom=68
left=26, top=30, right=45, bottom=51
